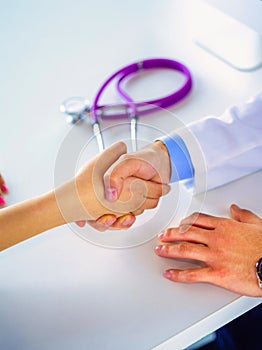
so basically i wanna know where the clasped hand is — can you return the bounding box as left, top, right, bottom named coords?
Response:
left=75, top=140, right=171, bottom=230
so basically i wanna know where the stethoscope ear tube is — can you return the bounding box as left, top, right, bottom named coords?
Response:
left=60, top=57, right=192, bottom=151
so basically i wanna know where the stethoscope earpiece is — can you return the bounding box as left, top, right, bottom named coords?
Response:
left=60, top=97, right=91, bottom=125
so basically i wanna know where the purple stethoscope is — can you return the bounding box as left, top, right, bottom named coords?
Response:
left=60, top=58, right=192, bottom=152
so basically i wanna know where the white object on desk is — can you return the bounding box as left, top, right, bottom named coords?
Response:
left=194, top=0, right=262, bottom=71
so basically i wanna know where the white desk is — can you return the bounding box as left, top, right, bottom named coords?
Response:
left=0, top=1, right=261, bottom=349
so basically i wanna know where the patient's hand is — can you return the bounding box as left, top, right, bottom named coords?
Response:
left=57, top=141, right=170, bottom=225
left=80, top=141, right=171, bottom=230
left=0, top=143, right=170, bottom=250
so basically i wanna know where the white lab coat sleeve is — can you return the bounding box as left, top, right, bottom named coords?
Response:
left=176, top=91, right=262, bottom=192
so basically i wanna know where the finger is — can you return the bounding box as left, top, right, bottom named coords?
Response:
left=140, top=198, right=159, bottom=210
left=230, top=204, right=262, bottom=225
left=96, top=214, right=117, bottom=227
left=0, top=196, right=6, bottom=206
left=107, top=214, right=136, bottom=230
left=86, top=215, right=117, bottom=232
left=75, top=220, right=87, bottom=227
left=104, top=156, right=157, bottom=201
left=131, top=208, right=145, bottom=216
left=180, top=212, right=218, bottom=229
left=163, top=267, right=212, bottom=283
left=96, top=141, right=127, bottom=171
left=131, top=197, right=163, bottom=214
left=127, top=178, right=170, bottom=200
left=0, top=174, right=8, bottom=194
left=0, top=174, right=6, bottom=205
left=87, top=220, right=109, bottom=232
left=87, top=142, right=127, bottom=203
left=90, top=214, right=136, bottom=231
left=155, top=242, right=210, bottom=261
left=158, top=225, right=210, bottom=245
left=143, top=181, right=170, bottom=199
left=0, top=174, right=5, bottom=186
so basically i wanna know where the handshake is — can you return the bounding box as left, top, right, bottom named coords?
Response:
left=57, top=140, right=172, bottom=231
left=3, top=133, right=262, bottom=298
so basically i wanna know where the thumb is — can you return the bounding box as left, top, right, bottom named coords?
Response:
left=104, top=156, right=158, bottom=202
left=230, top=204, right=262, bottom=225
left=95, top=141, right=127, bottom=171
left=92, top=141, right=127, bottom=202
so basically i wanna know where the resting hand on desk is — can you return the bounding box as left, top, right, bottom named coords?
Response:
left=0, top=142, right=169, bottom=251
left=155, top=205, right=262, bottom=297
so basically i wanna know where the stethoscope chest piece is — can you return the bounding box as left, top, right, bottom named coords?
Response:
left=60, top=97, right=90, bottom=124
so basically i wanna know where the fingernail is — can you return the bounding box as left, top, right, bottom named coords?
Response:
left=158, top=232, right=165, bottom=240
left=1, top=184, right=8, bottom=193
left=106, top=188, right=118, bottom=202
left=99, top=215, right=116, bottom=226
left=104, top=217, right=116, bottom=226
left=155, top=245, right=162, bottom=255
left=76, top=220, right=86, bottom=227
left=0, top=196, right=6, bottom=205
left=120, top=215, right=134, bottom=226
left=164, top=270, right=172, bottom=279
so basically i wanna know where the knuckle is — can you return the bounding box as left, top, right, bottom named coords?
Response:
left=162, top=244, right=170, bottom=255
left=183, top=270, right=197, bottom=282
left=118, top=153, right=129, bottom=162
left=150, top=200, right=159, bottom=209
left=104, top=171, right=119, bottom=186
left=177, top=242, right=190, bottom=256
left=119, top=153, right=135, bottom=163
left=164, top=228, right=174, bottom=240
left=191, top=212, right=201, bottom=222
left=137, top=209, right=144, bottom=216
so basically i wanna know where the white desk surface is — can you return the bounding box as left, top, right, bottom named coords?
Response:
left=1, top=1, right=262, bottom=349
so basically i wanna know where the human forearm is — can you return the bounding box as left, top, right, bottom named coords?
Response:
left=1, top=142, right=165, bottom=249
left=0, top=190, right=65, bottom=251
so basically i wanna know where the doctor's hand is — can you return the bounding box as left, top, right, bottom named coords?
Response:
left=76, top=141, right=171, bottom=231
left=61, top=141, right=170, bottom=224
left=104, top=141, right=171, bottom=201
left=87, top=141, right=171, bottom=231
left=155, top=205, right=262, bottom=297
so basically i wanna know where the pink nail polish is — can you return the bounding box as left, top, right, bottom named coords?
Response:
left=105, top=218, right=116, bottom=226
left=0, top=196, right=6, bottom=205
left=106, top=188, right=118, bottom=202
left=155, top=245, right=162, bottom=255
left=76, top=220, right=86, bottom=227
left=158, top=232, right=164, bottom=240
left=122, top=217, right=134, bottom=226
left=164, top=270, right=172, bottom=279
left=1, top=184, right=8, bottom=193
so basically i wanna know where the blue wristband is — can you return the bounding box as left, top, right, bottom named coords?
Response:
left=159, top=134, right=194, bottom=183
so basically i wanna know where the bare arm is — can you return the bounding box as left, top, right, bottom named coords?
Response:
left=0, top=191, right=65, bottom=250
left=0, top=142, right=169, bottom=251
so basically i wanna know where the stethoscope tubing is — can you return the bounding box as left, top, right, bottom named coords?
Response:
left=91, top=58, right=192, bottom=122
left=61, top=57, right=192, bottom=153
